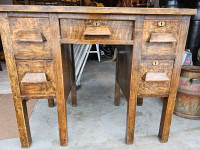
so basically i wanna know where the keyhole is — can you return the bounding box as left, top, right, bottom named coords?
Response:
left=158, top=21, right=165, bottom=27
left=152, top=61, right=159, bottom=66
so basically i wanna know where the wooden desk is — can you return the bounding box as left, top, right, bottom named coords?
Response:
left=0, top=5, right=196, bottom=148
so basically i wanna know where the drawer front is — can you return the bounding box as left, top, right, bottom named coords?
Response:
left=60, top=19, right=134, bottom=41
left=9, top=17, right=52, bottom=59
left=138, top=59, right=174, bottom=96
left=142, top=18, right=181, bottom=56
left=16, top=60, right=55, bottom=96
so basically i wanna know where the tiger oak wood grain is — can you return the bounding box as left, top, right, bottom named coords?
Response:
left=0, top=6, right=195, bottom=148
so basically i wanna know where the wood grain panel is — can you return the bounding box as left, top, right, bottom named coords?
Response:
left=60, top=19, right=134, bottom=41
left=9, top=17, right=52, bottom=59
left=142, top=19, right=181, bottom=56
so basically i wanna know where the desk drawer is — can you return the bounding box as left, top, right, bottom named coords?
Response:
left=142, top=18, right=181, bottom=56
left=9, top=17, right=52, bottom=59
left=60, top=19, right=134, bottom=42
left=16, top=60, right=55, bottom=96
left=138, top=59, right=174, bottom=96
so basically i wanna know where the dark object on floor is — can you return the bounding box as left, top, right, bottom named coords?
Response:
left=185, top=0, right=200, bottom=65
left=160, top=0, right=184, bottom=8
left=174, top=65, right=200, bottom=119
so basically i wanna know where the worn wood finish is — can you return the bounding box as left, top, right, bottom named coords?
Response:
left=158, top=16, right=191, bottom=142
left=0, top=6, right=196, bottom=15
left=0, top=13, right=32, bottom=148
left=0, top=6, right=195, bottom=148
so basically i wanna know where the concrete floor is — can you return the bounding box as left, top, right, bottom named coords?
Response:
left=0, top=61, right=200, bottom=150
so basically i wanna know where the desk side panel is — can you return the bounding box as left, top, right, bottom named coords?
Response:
left=117, top=45, right=133, bottom=101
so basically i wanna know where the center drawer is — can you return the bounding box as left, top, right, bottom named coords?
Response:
left=16, top=59, right=55, bottom=96
left=138, top=59, right=174, bottom=96
left=60, top=19, right=134, bottom=42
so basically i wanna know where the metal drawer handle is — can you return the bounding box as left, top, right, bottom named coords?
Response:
left=152, top=61, right=159, bottom=66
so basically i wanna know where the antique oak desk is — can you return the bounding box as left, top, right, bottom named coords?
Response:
left=0, top=5, right=196, bottom=148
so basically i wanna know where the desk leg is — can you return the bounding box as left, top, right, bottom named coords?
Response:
left=137, top=98, right=143, bottom=106
left=50, top=14, right=68, bottom=146
left=126, top=16, right=144, bottom=144
left=114, top=48, right=120, bottom=106
left=0, top=13, right=32, bottom=148
left=17, top=100, right=32, bottom=147
left=126, top=95, right=137, bottom=144
left=71, top=45, right=77, bottom=107
left=48, top=99, right=54, bottom=107
left=158, top=97, right=174, bottom=142
left=159, top=16, right=191, bottom=142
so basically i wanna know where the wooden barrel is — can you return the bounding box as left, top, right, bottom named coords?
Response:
left=174, top=66, right=200, bottom=119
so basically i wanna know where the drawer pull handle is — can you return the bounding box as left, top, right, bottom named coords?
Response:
left=158, top=21, right=165, bottom=27
left=21, top=73, right=47, bottom=84
left=145, top=72, right=169, bottom=82
left=16, top=31, right=46, bottom=42
left=84, top=26, right=111, bottom=36
left=152, top=61, right=159, bottom=66
left=149, top=33, right=176, bottom=43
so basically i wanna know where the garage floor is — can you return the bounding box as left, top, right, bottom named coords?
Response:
left=0, top=61, right=200, bottom=150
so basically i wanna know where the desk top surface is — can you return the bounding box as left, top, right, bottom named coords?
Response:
left=0, top=5, right=197, bottom=16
